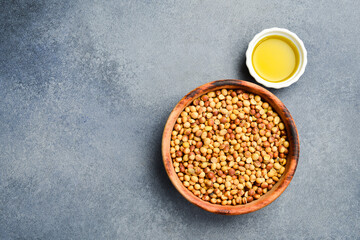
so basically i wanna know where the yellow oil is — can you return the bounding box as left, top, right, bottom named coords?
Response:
left=252, top=35, right=300, bottom=83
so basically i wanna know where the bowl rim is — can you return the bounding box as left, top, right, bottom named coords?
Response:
left=246, top=27, right=307, bottom=89
left=162, top=79, right=299, bottom=215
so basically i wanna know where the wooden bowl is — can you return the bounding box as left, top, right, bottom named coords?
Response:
left=162, top=79, right=299, bottom=215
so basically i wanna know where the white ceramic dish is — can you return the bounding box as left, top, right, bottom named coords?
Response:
left=246, top=28, right=307, bottom=89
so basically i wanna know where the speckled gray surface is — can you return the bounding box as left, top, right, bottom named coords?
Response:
left=0, top=0, right=359, bottom=239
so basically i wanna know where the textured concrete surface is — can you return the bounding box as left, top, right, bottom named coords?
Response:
left=1, top=0, right=359, bottom=239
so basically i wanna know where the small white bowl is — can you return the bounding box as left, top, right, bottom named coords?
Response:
left=246, top=28, right=307, bottom=89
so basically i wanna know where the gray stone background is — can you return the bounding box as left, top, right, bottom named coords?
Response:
left=0, top=0, right=359, bottom=239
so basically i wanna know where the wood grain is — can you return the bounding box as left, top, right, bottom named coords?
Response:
left=162, top=79, right=300, bottom=215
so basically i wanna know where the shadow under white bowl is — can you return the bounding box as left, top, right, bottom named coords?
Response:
left=246, top=28, right=307, bottom=89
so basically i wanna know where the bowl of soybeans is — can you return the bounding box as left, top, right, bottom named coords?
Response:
left=162, top=79, right=299, bottom=215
